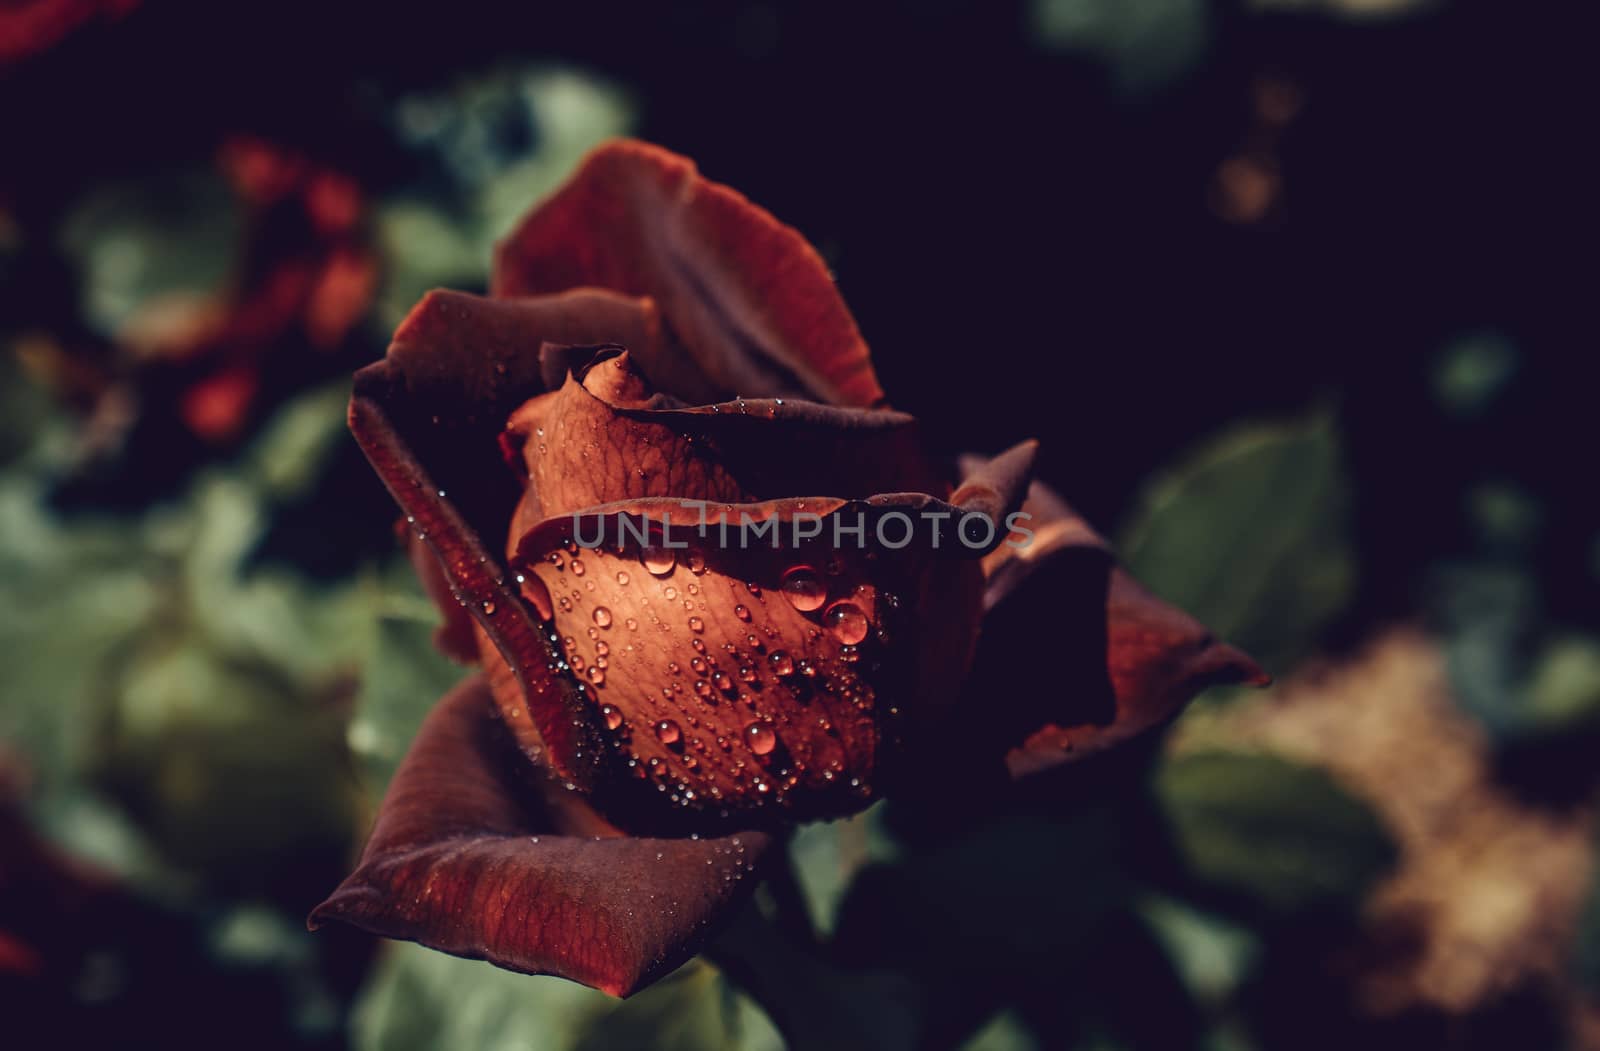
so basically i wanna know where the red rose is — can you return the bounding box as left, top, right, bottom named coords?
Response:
left=311, top=140, right=1264, bottom=996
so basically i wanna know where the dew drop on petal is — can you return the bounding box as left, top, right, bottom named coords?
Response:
left=593, top=606, right=613, bottom=628
left=694, top=679, right=712, bottom=697
left=769, top=651, right=794, bottom=677
left=625, top=617, right=639, bottom=631
left=570, top=559, right=586, bottom=577
left=744, top=722, right=777, bottom=755
left=824, top=601, right=869, bottom=645
left=711, top=670, right=732, bottom=692
left=738, top=665, right=757, bottom=683
left=601, top=703, right=623, bottom=730
left=654, top=719, right=682, bottom=745
left=689, top=616, right=704, bottom=633
left=481, top=600, right=496, bottom=615
left=734, top=604, right=752, bottom=622
left=780, top=567, right=826, bottom=611
left=616, top=571, right=631, bottom=585
left=588, top=666, right=606, bottom=686
left=687, top=551, right=707, bottom=574
left=641, top=545, right=676, bottom=577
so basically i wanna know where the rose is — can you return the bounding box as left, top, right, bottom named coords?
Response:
left=310, top=140, right=1264, bottom=996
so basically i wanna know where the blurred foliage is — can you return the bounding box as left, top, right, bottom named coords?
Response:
left=1155, top=751, right=1396, bottom=918
left=58, top=169, right=241, bottom=343
left=374, top=66, right=632, bottom=330
left=354, top=947, right=781, bottom=1051
left=1031, top=0, right=1210, bottom=96
left=1120, top=416, right=1355, bottom=676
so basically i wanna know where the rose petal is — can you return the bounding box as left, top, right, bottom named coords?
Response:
left=309, top=675, right=773, bottom=997
left=957, top=467, right=1268, bottom=780
left=505, top=349, right=940, bottom=525
left=503, top=456, right=1042, bottom=826
left=350, top=290, right=671, bottom=782
left=493, top=140, right=884, bottom=408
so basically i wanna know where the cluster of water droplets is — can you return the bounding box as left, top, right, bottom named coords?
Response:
left=518, top=531, right=898, bottom=812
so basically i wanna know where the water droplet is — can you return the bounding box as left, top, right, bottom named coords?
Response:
left=641, top=545, right=676, bottom=577
left=654, top=719, right=681, bottom=745
left=691, top=657, right=709, bottom=674
left=769, top=651, right=794, bottom=676
left=738, top=665, right=757, bottom=683
left=625, top=618, right=639, bottom=631
left=824, top=602, right=869, bottom=645
left=687, top=551, right=707, bottom=574
left=616, top=570, right=631, bottom=585
left=694, top=680, right=712, bottom=697
left=558, top=596, right=572, bottom=612
left=601, top=703, right=623, bottom=730
left=571, top=559, right=586, bottom=576
left=548, top=552, right=564, bottom=568
left=734, top=604, right=752, bottom=622
left=688, top=616, right=704, bottom=633
left=711, top=670, right=732, bottom=692
left=691, top=639, right=707, bottom=653
left=588, top=666, right=606, bottom=685
left=796, top=659, right=816, bottom=678
left=593, top=607, right=613, bottom=628
left=595, top=641, right=609, bottom=656
left=780, top=567, right=826, bottom=611
left=663, top=585, right=678, bottom=600
left=839, top=645, right=860, bottom=663
left=481, top=600, right=496, bottom=615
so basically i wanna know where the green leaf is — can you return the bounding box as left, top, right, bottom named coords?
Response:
left=788, top=802, right=897, bottom=936
left=353, top=942, right=610, bottom=1051
left=1137, top=896, right=1257, bottom=1006
left=89, top=636, right=362, bottom=898
left=1154, top=751, right=1396, bottom=918
left=57, top=169, right=242, bottom=339
left=575, top=961, right=775, bottom=1051
left=347, top=562, right=470, bottom=795
left=1524, top=636, right=1600, bottom=731
left=352, top=945, right=775, bottom=1051
left=959, top=1011, right=1041, bottom=1051
left=1119, top=417, right=1354, bottom=677
left=246, top=381, right=354, bottom=502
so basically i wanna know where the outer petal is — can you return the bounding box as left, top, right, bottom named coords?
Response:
left=493, top=139, right=884, bottom=408
left=309, top=676, right=773, bottom=997
left=349, top=289, right=668, bottom=783
left=958, top=463, right=1268, bottom=780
